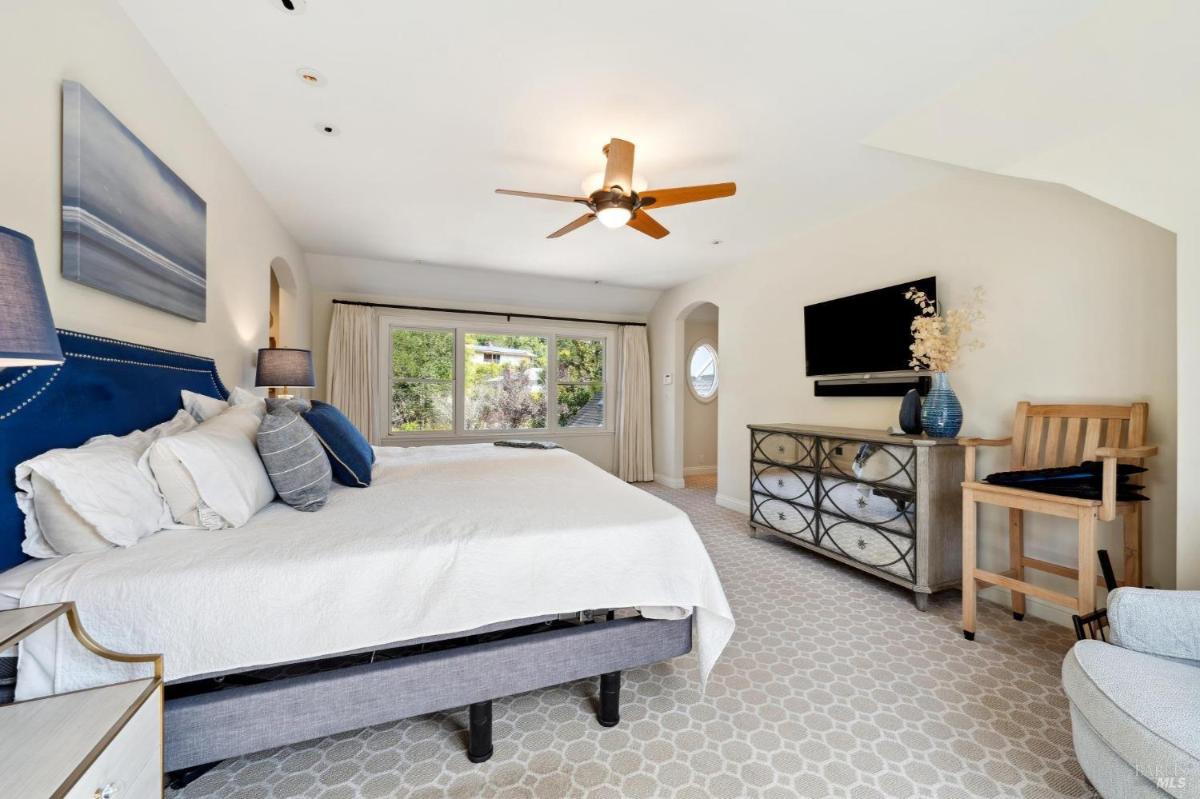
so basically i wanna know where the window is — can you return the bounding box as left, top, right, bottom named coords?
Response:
left=688, top=342, right=718, bottom=402
left=465, top=333, right=547, bottom=430
left=557, top=337, right=604, bottom=428
left=390, top=328, right=454, bottom=433
left=382, top=316, right=612, bottom=438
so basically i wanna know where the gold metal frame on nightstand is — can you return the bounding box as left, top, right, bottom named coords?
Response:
left=2, top=601, right=164, bottom=798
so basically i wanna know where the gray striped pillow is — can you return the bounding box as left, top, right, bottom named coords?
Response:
left=256, top=407, right=331, bottom=511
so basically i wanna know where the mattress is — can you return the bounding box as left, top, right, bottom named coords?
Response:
left=13, top=444, right=734, bottom=700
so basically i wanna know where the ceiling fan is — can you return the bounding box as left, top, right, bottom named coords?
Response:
left=496, top=138, right=736, bottom=239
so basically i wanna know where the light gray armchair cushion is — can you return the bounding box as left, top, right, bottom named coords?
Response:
left=1110, top=588, right=1200, bottom=664
left=1063, top=640, right=1200, bottom=798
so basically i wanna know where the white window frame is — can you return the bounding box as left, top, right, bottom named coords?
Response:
left=378, top=311, right=616, bottom=444
left=687, top=339, right=719, bottom=403
left=554, top=333, right=607, bottom=430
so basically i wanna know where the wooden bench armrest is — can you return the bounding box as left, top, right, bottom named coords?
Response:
left=958, top=437, right=1012, bottom=447
left=1096, top=445, right=1158, bottom=459
left=1098, top=445, right=1157, bottom=522
left=959, top=437, right=1011, bottom=481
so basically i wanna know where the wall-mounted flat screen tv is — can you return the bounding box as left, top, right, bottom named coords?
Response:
left=804, top=276, right=936, bottom=377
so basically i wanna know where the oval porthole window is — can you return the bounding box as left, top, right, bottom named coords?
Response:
left=688, top=342, right=718, bottom=402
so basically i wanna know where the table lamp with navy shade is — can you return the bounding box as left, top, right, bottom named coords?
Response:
left=255, top=347, right=314, bottom=398
left=0, top=226, right=63, bottom=367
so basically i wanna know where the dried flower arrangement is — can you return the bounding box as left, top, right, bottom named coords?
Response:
left=905, top=286, right=985, bottom=372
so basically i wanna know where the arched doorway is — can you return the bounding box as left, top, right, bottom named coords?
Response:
left=268, top=256, right=298, bottom=348
left=677, top=301, right=719, bottom=490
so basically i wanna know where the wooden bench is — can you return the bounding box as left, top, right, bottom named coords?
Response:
left=960, top=402, right=1156, bottom=640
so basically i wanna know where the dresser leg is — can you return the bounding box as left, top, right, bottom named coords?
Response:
left=913, top=592, right=929, bottom=611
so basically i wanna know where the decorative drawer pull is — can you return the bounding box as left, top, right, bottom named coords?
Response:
left=776, top=479, right=784, bottom=488
left=94, top=782, right=121, bottom=799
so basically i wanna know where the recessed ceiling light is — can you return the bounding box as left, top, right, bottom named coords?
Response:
left=316, top=123, right=339, bottom=136
left=296, top=67, right=325, bottom=86
left=270, top=0, right=307, bottom=13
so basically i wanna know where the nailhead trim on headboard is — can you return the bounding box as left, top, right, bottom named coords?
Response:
left=58, top=330, right=220, bottom=364
left=0, top=332, right=225, bottom=421
left=0, top=367, right=61, bottom=421
left=63, top=352, right=222, bottom=395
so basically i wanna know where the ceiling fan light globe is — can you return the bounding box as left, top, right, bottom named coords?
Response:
left=596, top=207, right=632, bottom=229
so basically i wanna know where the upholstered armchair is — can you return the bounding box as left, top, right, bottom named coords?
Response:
left=1062, top=588, right=1200, bottom=797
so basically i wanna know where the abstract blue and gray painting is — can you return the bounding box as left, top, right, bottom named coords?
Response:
left=62, top=81, right=207, bottom=321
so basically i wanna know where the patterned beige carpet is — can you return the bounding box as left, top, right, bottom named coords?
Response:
left=170, top=481, right=1093, bottom=798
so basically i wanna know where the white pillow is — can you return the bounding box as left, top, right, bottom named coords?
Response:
left=147, top=404, right=275, bottom=529
left=181, top=387, right=265, bottom=423
left=16, top=410, right=196, bottom=557
left=31, top=473, right=111, bottom=555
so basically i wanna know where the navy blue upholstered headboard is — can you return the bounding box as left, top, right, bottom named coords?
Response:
left=0, top=330, right=228, bottom=570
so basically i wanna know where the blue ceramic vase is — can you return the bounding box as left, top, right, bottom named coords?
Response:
left=921, top=372, right=962, bottom=438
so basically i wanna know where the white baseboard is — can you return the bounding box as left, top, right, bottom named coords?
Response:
left=715, top=494, right=750, bottom=515
left=978, top=585, right=1076, bottom=629
left=683, top=465, right=717, bottom=476
left=655, top=474, right=685, bottom=489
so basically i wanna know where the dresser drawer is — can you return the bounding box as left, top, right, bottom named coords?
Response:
left=751, top=494, right=818, bottom=540
left=751, top=465, right=817, bottom=505
left=822, top=440, right=915, bottom=491
left=751, top=431, right=817, bottom=467
left=66, top=686, right=161, bottom=799
left=819, top=477, right=915, bottom=535
left=820, top=517, right=916, bottom=582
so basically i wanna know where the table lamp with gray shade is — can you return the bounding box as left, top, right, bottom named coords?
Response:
left=0, top=226, right=63, bottom=367
left=255, top=347, right=314, bottom=399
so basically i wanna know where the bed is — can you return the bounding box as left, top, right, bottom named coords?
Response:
left=0, top=331, right=734, bottom=779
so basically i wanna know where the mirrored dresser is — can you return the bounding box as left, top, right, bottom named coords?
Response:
left=747, top=424, right=964, bottom=609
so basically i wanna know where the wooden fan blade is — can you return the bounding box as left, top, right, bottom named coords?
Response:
left=603, top=138, right=635, bottom=193
left=547, top=213, right=596, bottom=239
left=496, top=189, right=587, bottom=203
left=639, top=182, right=736, bottom=210
left=627, top=210, right=669, bottom=239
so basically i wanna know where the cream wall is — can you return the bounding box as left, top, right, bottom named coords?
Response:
left=0, top=0, right=311, bottom=387
left=649, top=170, right=1177, bottom=619
left=683, top=318, right=719, bottom=474
left=862, top=0, right=1200, bottom=587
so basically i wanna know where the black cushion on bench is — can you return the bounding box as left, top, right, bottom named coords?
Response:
left=984, top=461, right=1150, bottom=502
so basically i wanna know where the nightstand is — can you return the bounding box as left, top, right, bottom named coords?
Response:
left=0, top=603, right=163, bottom=798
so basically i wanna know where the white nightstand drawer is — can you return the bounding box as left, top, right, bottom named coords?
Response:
left=66, top=686, right=161, bottom=799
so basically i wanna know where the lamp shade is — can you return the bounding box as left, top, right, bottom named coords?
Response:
left=0, top=226, right=63, bottom=367
left=255, top=348, right=315, bottom=387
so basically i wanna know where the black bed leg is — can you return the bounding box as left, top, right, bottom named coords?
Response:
left=598, top=671, right=621, bottom=727
left=467, top=700, right=494, bottom=763
left=166, top=760, right=221, bottom=790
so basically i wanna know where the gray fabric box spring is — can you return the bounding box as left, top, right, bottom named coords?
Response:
left=164, top=615, right=692, bottom=771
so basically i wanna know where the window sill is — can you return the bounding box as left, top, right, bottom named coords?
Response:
left=381, top=428, right=612, bottom=447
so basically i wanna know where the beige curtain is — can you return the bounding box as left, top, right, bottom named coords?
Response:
left=326, top=303, right=379, bottom=443
left=616, top=325, right=654, bottom=482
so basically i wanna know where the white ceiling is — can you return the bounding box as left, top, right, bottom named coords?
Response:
left=118, top=0, right=1098, bottom=289
left=864, top=0, right=1200, bottom=234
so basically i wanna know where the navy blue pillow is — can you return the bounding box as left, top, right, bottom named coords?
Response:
left=303, top=400, right=375, bottom=487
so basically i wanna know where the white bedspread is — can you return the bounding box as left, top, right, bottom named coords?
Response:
left=15, top=444, right=733, bottom=700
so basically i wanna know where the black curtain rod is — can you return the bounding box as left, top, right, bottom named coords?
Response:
left=331, top=299, right=647, bottom=327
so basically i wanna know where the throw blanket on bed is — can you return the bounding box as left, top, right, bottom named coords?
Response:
left=15, top=444, right=733, bottom=699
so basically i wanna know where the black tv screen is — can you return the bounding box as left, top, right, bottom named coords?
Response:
left=804, top=276, right=936, bottom=377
